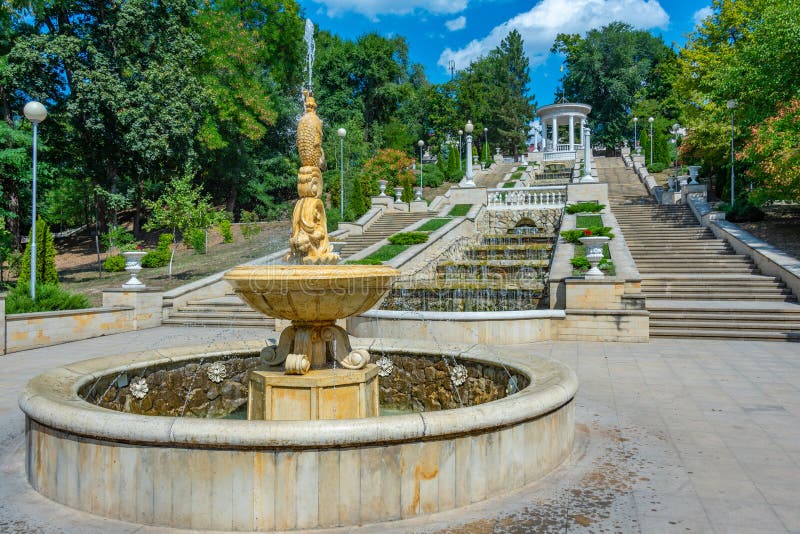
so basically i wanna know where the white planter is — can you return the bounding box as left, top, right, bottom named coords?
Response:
left=394, top=186, right=403, bottom=202
left=414, top=186, right=422, bottom=201
left=688, top=165, right=701, bottom=185
left=121, top=251, right=147, bottom=289
left=378, top=180, right=388, bottom=197
left=578, top=236, right=609, bottom=279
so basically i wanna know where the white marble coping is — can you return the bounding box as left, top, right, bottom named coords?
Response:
left=19, top=338, right=577, bottom=449
left=360, top=309, right=566, bottom=321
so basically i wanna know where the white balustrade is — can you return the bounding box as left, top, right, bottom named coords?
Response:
left=486, top=186, right=567, bottom=210
left=543, top=150, right=577, bottom=162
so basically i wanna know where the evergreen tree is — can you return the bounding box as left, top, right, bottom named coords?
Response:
left=18, top=218, right=58, bottom=286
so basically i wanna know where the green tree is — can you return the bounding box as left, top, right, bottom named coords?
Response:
left=144, top=174, right=226, bottom=243
left=552, top=22, right=676, bottom=147
left=18, top=218, right=58, bottom=286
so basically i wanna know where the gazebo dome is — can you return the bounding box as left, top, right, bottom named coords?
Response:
left=535, top=102, right=592, bottom=153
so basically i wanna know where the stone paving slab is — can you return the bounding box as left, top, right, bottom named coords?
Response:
left=1, top=329, right=799, bottom=532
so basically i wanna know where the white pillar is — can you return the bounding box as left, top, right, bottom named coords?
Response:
left=551, top=117, right=558, bottom=151
left=568, top=115, right=575, bottom=151
left=464, top=134, right=475, bottom=187
left=580, top=127, right=597, bottom=183
left=579, top=119, right=584, bottom=147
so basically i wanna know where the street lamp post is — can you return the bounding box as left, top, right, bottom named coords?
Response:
left=464, top=120, right=475, bottom=187
left=633, top=117, right=638, bottom=154
left=670, top=123, right=681, bottom=190
left=483, top=127, right=488, bottom=163
left=458, top=129, right=463, bottom=171
left=337, top=128, right=346, bottom=218
left=23, top=101, right=47, bottom=300
left=648, top=117, right=654, bottom=166
left=418, top=140, right=424, bottom=196
left=727, top=99, right=738, bottom=207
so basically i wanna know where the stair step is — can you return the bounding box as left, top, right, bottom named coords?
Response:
left=645, top=292, right=795, bottom=301
left=162, top=318, right=275, bottom=327
left=651, top=319, right=800, bottom=330
left=170, top=311, right=266, bottom=319
left=650, top=328, right=800, bottom=341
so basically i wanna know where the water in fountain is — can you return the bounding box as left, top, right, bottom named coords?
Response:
left=303, top=18, right=315, bottom=93
left=382, top=229, right=555, bottom=312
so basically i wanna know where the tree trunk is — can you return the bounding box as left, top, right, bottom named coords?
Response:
left=133, top=177, right=144, bottom=237
left=3, top=178, right=21, bottom=249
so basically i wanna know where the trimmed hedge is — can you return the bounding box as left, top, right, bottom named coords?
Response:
left=6, top=282, right=91, bottom=314
left=103, top=254, right=126, bottom=272
left=388, top=231, right=429, bottom=245
left=565, top=202, right=605, bottom=214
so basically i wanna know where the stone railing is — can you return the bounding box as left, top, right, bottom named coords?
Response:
left=487, top=186, right=567, bottom=210
left=543, top=151, right=577, bottom=162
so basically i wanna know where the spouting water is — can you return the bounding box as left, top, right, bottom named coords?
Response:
left=303, top=18, right=315, bottom=93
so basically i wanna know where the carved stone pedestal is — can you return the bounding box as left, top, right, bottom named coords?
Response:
left=247, top=365, right=379, bottom=420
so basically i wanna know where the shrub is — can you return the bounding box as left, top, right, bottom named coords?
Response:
left=239, top=210, right=263, bottom=240
left=720, top=201, right=766, bottom=222
left=647, top=161, right=668, bottom=174
left=142, top=233, right=173, bottom=268
left=187, top=228, right=207, bottom=253
left=18, top=218, right=59, bottom=286
left=103, top=254, right=126, bottom=272
left=101, top=226, right=137, bottom=252
left=565, top=202, right=605, bottom=214
left=560, top=226, right=615, bottom=244
left=448, top=204, right=471, bottom=217
left=388, top=231, right=429, bottom=245
left=218, top=219, right=233, bottom=243
left=5, top=282, right=91, bottom=314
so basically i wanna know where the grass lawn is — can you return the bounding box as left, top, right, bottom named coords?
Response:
left=502, top=181, right=516, bottom=189
left=345, top=244, right=409, bottom=264
left=448, top=204, right=472, bottom=217
left=417, top=218, right=452, bottom=232
left=575, top=215, right=603, bottom=228
left=510, top=171, right=523, bottom=179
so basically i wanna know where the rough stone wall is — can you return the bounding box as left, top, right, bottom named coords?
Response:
left=90, top=356, right=260, bottom=418
left=86, top=352, right=528, bottom=418
left=480, top=208, right=562, bottom=236
left=378, top=353, right=529, bottom=412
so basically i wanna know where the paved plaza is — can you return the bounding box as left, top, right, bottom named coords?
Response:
left=1, top=327, right=798, bottom=533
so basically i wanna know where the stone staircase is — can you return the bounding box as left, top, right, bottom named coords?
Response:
left=162, top=296, right=276, bottom=328
left=339, top=211, right=435, bottom=258
left=613, top=202, right=800, bottom=341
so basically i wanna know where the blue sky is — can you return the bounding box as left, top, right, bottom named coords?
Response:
left=296, top=0, right=713, bottom=106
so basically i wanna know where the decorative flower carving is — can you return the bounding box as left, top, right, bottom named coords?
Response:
left=376, top=356, right=394, bottom=377
left=130, top=377, right=149, bottom=400
left=450, top=364, right=467, bottom=386
left=207, top=362, right=227, bottom=383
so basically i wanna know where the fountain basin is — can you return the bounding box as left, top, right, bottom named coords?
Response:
left=20, top=339, right=576, bottom=531
left=224, top=264, right=399, bottom=322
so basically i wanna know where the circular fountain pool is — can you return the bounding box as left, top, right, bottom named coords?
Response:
left=20, top=338, right=576, bottom=531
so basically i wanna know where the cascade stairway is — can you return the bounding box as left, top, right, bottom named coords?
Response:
left=604, top=158, right=800, bottom=340
left=164, top=210, right=439, bottom=327
left=339, top=210, right=436, bottom=258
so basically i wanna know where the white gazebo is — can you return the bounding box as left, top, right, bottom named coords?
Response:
left=535, top=102, right=592, bottom=153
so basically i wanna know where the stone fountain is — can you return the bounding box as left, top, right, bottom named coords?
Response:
left=223, top=89, right=399, bottom=420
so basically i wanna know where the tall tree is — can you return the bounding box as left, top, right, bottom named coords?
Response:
left=552, top=22, right=676, bottom=147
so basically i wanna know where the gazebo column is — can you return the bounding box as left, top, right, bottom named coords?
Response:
left=551, top=117, right=558, bottom=151
left=579, top=120, right=584, bottom=147
left=568, top=115, right=575, bottom=151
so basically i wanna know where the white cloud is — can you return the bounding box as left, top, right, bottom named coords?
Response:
left=313, top=0, right=467, bottom=18
left=446, top=16, right=467, bottom=31
left=438, top=0, right=669, bottom=71
left=692, top=6, right=713, bottom=26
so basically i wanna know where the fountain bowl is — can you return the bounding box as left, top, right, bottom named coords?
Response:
left=224, top=264, right=400, bottom=323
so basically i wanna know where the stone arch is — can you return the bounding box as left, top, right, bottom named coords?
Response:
left=486, top=208, right=562, bottom=236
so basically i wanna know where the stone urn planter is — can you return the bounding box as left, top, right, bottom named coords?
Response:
left=394, top=186, right=403, bottom=202
left=579, top=236, right=609, bottom=279
left=378, top=180, right=388, bottom=197
left=688, top=165, right=701, bottom=185
left=121, top=251, right=147, bottom=289
left=414, top=186, right=423, bottom=201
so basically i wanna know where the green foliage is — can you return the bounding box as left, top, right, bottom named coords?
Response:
left=187, top=229, right=207, bottom=254
left=575, top=215, right=603, bottom=228
left=448, top=204, right=472, bottom=217
left=6, top=282, right=91, bottom=314
left=239, top=211, right=263, bottom=240
left=348, top=172, right=369, bottom=219
left=356, top=244, right=409, bottom=263
left=446, top=144, right=461, bottom=180
left=103, top=255, right=127, bottom=272
left=144, top=175, right=226, bottom=242
left=101, top=226, right=137, bottom=252
left=218, top=219, right=233, bottom=243
left=719, top=201, right=766, bottom=222
left=502, top=182, right=516, bottom=189
left=141, top=234, right=173, bottom=268
left=388, top=232, right=429, bottom=245
left=18, top=219, right=58, bottom=286
left=416, top=218, right=451, bottom=232
left=344, top=258, right=384, bottom=265
left=647, top=162, right=668, bottom=174
left=571, top=244, right=614, bottom=275
left=361, top=149, right=415, bottom=192
left=553, top=22, right=676, bottom=146
left=560, top=227, right=615, bottom=244
left=565, top=202, right=605, bottom=214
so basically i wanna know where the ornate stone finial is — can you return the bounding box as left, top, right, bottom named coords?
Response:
left=286, top=90, right=339, bottom=265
